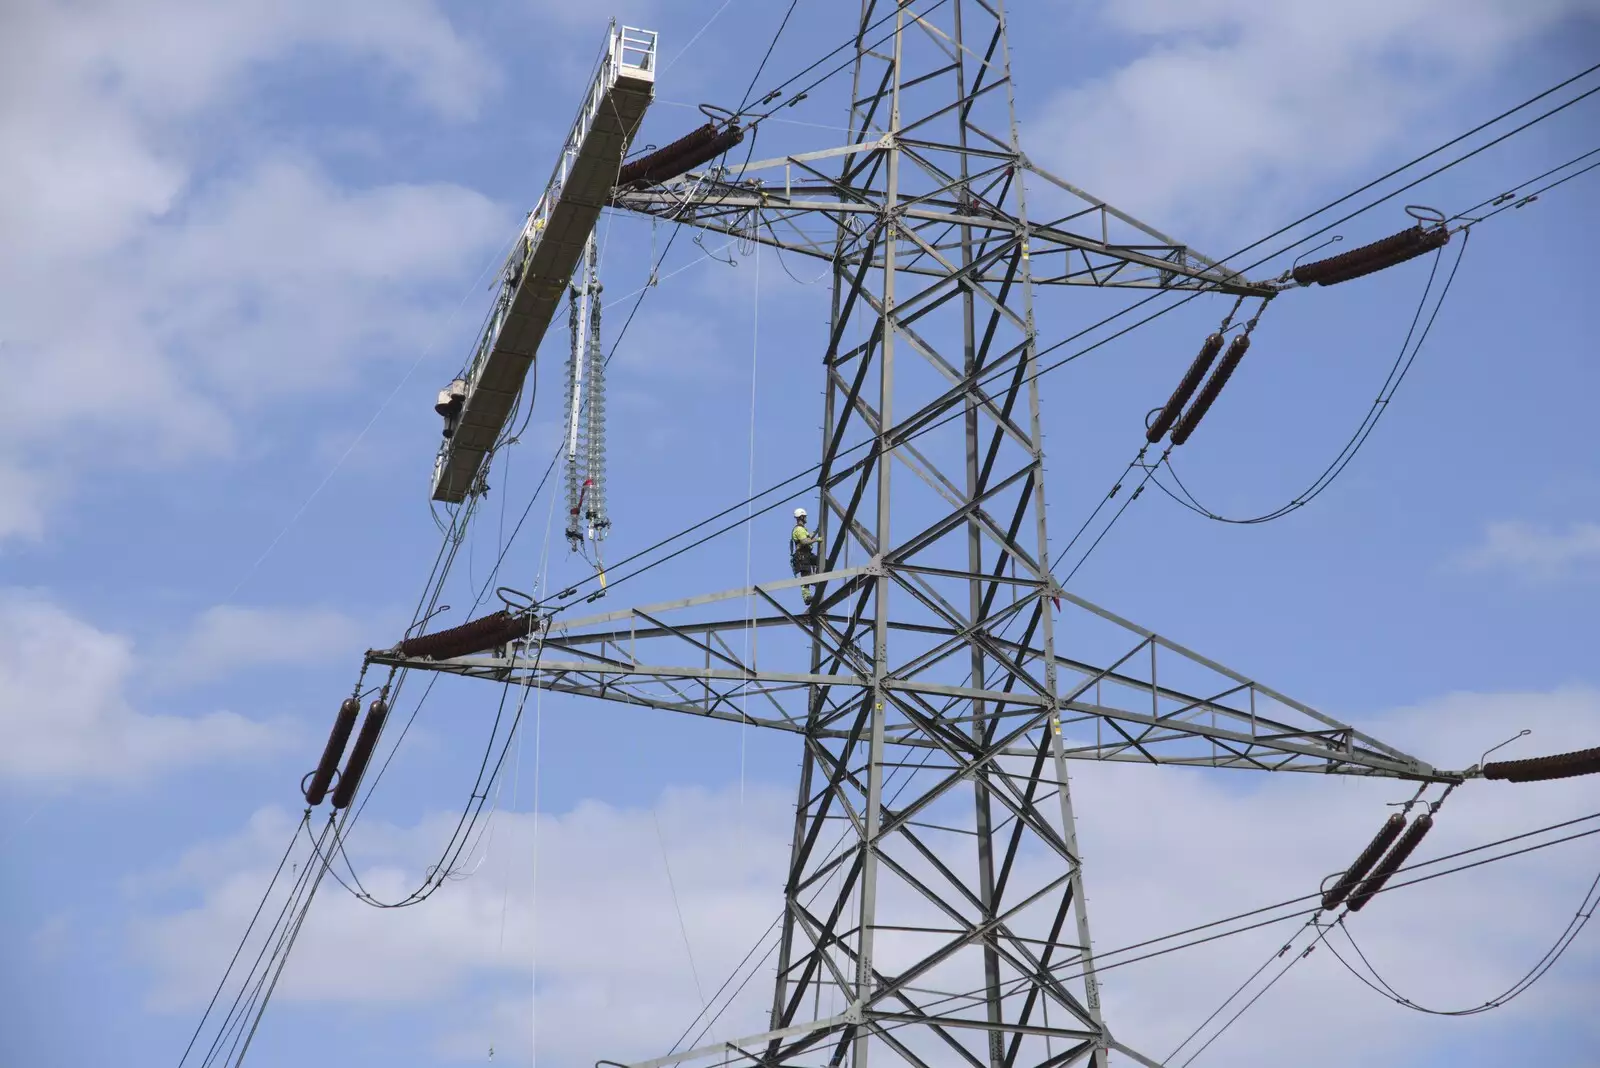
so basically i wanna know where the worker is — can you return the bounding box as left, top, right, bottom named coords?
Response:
left=791, top=507, right=822, bottom=605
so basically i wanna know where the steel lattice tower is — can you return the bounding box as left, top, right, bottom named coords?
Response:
left=377, top=4, right=1467, bottom=1066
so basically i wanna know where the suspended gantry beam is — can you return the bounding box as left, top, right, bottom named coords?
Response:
left=431, top=24, right=656, bottom=503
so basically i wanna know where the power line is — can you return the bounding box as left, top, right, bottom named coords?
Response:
left=1045, top=816, right=1600, bottom=990
left=175, top=813, right=305, bottom=1068
left=544, top=68, right=1600, bottom=604
left=1174, top=922, right=1325, bottom=1067
left=1325, top=864, right=1600, bottom=1016
left=732, top=0, right=948, bottom=123
left=843, top=812, right=1600, bottom=1058
left=1165, top=921, right=1313, bottom=1064
left=737, top=0, right=802, bottom=114
left=1451, top=144, right=1600, bottom=221
left=1154, top=228, right=1472, bottom=525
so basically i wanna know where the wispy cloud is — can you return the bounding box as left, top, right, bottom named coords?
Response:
left=0, top=590, right=291, bottom=789
left=151, top=603, right=366, bottom=687
left=0, top=0, right=507, bottom=537
left=1026, top=0, right=1595, bottom=238
left=1452, top=520, right=1600, bottom=581
left=129, top=688, right=1600, bottom=1064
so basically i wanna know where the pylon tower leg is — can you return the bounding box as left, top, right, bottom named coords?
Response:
left=763, top=5, right=1109, bottom=1065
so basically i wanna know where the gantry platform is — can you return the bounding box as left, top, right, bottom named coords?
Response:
left=432, top=25, right=657, bottom=503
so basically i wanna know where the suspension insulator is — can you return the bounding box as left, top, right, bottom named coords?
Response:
left=615, top=123, right=744, bottom=189
left=1147, top=333, right=1224, bottom=443
left=1483, top=745, right=1600, bottom=783
left=1292, top=225, right=1450, bottom=287
left=1320, top=813, right=1405, bottom=912
left=303, top=697, right=361, bottom=806
left=389, top=610, right=538, bottom=661
left=331, top=698, right=389, bottom=811
left=1346, top=813, right=1433, bottom=912
left=1171, top=333, right=1251, bottom=446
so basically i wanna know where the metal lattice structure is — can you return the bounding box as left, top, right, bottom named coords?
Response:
left=382, top=5, right=1468, bottom=1066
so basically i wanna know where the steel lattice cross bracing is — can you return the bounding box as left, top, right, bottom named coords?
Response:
left=379, top=4, right=1472, bottom=1067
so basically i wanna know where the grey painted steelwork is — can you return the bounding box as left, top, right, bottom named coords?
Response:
left=432, top=25, right=656, bottom=503
left=385, top=4, right=1465, bottom=1066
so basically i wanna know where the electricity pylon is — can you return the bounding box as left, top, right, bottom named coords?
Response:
left=377, top=4, right=1467, bottom=1066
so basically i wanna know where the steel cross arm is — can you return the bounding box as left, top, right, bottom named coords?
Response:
left=1047, top=588, right=1431, bottom=764
left=1050, top=699, right=1462, bottom=781
left=429, top=656, right=859, bottom=690
left=613, top=188, right=1267, bottom=293
left=619, top=1014, right=854, bottom=1068
left=866, top=1013, right=1096, bottom=1044
left=369, top=586, right=1466, bottom=778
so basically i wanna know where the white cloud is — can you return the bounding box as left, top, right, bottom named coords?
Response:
left=1452, top=520, right=1600, bottom=581
left=1026, top=0, right=1598, bottom=237
left=134, top=785, right=793, bottom=1064
left=132, top=688, right=1600, bottom=1066
left=154, top=604, right=365, bottom=686
left=0, top=458, right=51, bottom=544
left=0, top=0, right=508, bottom=534
left=0, top=590, right=289, bottom=788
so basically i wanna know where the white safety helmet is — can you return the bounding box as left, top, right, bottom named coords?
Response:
left=794, top=507, right=808, bottom=519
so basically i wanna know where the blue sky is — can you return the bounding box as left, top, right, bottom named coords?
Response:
left=2, top=1, right=1599, bottom=1066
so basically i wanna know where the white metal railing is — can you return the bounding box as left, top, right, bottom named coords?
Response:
left=617, top=26, right=658, bottom=71
left=455, top=23, right=658, bottom=406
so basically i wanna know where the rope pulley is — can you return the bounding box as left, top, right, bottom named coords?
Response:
left=1291, top=207, right=1450, bottom=287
